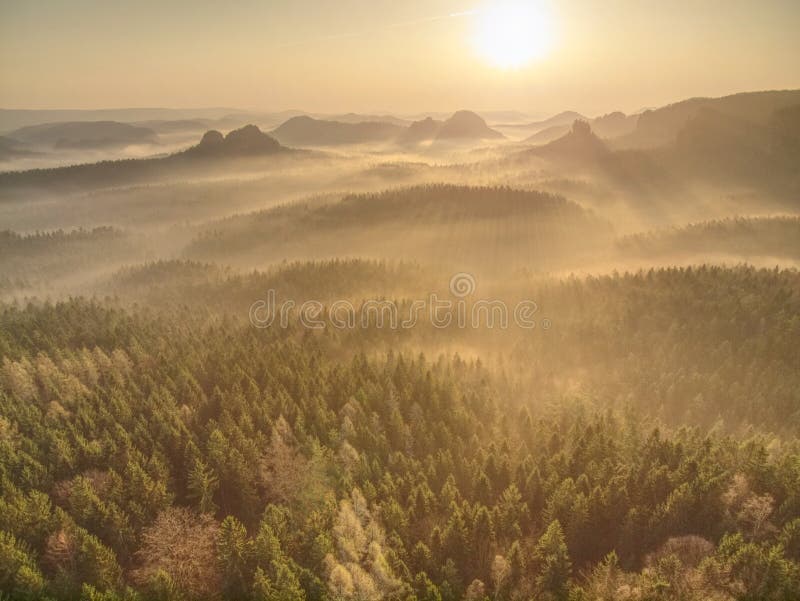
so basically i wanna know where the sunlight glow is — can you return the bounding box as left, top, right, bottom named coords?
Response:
left=472, top=1, right=556, bottom=69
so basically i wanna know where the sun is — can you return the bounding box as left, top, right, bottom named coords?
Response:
left=472, top=1, right=556, bottom=69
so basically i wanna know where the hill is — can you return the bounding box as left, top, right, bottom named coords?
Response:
left=0, top=135, right=36, bottom=162
left=588, top=111, right=639, bottom=138
left=270, top=115, right=403, bottom=146
left=397, top=111, right=504, bottom=145
left=266, top=111, right=504, bottom=147
left=650, top=105, right=800, bottom=198
left=397, top=117, right=444, bottom=145
left=0, top=107, right=244, bottom=131
left=524, top=120, right=610, bottom=162
left=0, top=227, right=144, bottom=295
left=0, top=125, right=293, bottom=192
left=7, top=120, right=159, bottom=150
left=771, top=103, right=800, bottom=145
left=132, top=118, right=215, bottom=134
left=613, top=89, right=800, bottom=149
left=511, top=121, right=692, bottom=219
left=516, top=110, right=800, bottom=211
left=523, top=124, right=571, bottom=144
left=435, top=110, right=505, bottom=140
left=505, top=110, right=587, bottom=133
left=616, top=216, right=800, bottom=260
left=184, top=184, right=611, bottom=271
left=325, top=112, right=410, bottom=127
left=181, top=125, right=285, bottom=158
left=523, top=113, right=638, bottom=144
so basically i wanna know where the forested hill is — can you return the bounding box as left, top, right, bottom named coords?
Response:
left=12, top=259, right=797, bottom=433
left=616, top=216, right=800, bottom=260
left=184, top=185, right=613, bottom=271
left=1, top=261, right=799, bottom=600
left=0, top=126, right=296, bottom=193
left=0, top=228, right=142, bottom=288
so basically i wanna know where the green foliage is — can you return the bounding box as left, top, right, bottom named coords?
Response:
left=0, top=264, right=799, bottom=599
left=0, top=530, right=46, bottom=600
left=534, top=521, right=572, bottom=601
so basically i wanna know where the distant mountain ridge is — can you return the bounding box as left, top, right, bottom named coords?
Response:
left=522, top=111, right=638, bottom=144
left=0, top=125, right=292, bottom=190
left=399, top=111, right=504, bottom=146
left=269, top=110, right=504, bottom=146
left=614, top=89, right=800, bottom=149
left=0, top=136, right=36, bottom=161
left=0, top=107, right=240, bottom=132
left=503, top=110, right=587, bottom=132
left=398, top=117, right=444, bottom=145
left=512, top=95, right=800, bottom=208
left=7, top=121, right=159, bottom=150
left=325, top=112, right=410, bottom=127
left=525, top=120, right=610, bottom=162
left=182, top=124, right=284, bottom=157
left=435, top=110, right=505, bottom=141
left=270, top=116, right=404, bottom=146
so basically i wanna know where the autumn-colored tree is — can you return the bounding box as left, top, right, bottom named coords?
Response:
left=132, top=507, right=221, bottom=599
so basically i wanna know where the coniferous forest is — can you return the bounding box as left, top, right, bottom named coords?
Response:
left=2, top=259, right=799, bottom=600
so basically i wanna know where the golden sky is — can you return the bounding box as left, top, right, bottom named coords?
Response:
left=1, top=0, right=799, bottom=116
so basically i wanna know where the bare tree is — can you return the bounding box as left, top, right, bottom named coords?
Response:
left=132, top=507, right=221, bottom=599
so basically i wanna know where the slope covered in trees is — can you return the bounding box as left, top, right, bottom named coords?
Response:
left=616, top=216, right=800, bottom=261
left=93, top=260, right=800, bottom=434
left=613, top=89, right=800, bottom=149
left=1, top=262, right=799, bottom=600
left=185, top=185, right=613, bottom=271
left=0, top=228, right=147, bottom=297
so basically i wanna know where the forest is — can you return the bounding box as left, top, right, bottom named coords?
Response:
left=1, top=258, right=799, bottom=600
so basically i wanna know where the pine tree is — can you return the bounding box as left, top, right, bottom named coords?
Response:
left=217, top=515, right=251, bottom=598
left=534, top=520, right=571, bottom=601
left=187, top=458, right=218, bottom=514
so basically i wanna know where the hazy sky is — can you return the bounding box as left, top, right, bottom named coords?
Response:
left=1, top=0, right=799, bottom=116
